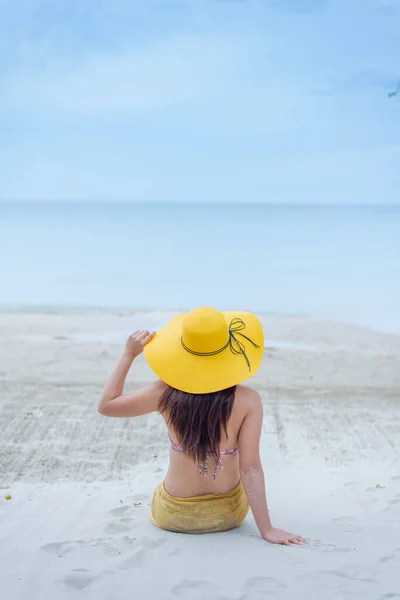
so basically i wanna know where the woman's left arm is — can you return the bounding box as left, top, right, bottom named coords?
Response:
left=98, top=330, right=165, bottom=418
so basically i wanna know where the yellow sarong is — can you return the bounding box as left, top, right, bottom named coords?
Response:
left=150, top=480, right=249, bottom=534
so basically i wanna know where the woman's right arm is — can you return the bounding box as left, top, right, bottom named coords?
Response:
left=238, top=389, right=304, bottom=545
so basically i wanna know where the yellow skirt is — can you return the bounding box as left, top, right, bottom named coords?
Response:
left=150, top=480, right=249, bottom=534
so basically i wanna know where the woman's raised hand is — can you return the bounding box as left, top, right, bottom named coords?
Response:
left=125, top=330, right=155, bottom=359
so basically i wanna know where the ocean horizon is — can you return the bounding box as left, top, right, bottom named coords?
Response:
left=1, top=201, right=399, bottom=334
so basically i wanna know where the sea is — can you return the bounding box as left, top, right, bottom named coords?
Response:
left=1, top=202, right=399, bottom=334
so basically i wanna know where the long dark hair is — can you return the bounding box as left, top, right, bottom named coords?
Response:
left=158, top=385, right=236, bottom=464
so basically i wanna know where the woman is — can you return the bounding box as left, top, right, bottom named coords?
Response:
left=98, top=307, right=304, bottom=545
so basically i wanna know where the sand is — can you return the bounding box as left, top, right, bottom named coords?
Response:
left=1, top=310, right=400, bottom=600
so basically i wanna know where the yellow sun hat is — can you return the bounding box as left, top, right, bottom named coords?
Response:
left=144, top=307, right=264, bottom=394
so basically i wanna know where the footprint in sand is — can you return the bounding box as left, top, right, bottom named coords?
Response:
left=237, top=576, right=287, bottom=599
left=379, top=548, right=400, bottom=564
left=308, top=539, right=353, bottom=553
left=170, top=579, right=222, bottom=599
left=117, top=549, right=147, bottom=571
left=62, top=568, right=93, bottom=591
left=43, top=537, right=113, bottom=558
left=142, top=536, right=167, bottom=550
left=108, top=505, right=132, bottom=517
left=41, top=540, right=86, bottom=556
left=102, top=545, right=122, bottom=556
left=299, top=565, right=379, bottom=592
left=104, top=517, right=136, bottom=534
left=244, top=576, right=286, bottom=591
left=115, top=536, right=166, bottom=571
left=331, top=516, right=361, bottom=533
left=120, top=535, right=137, bottom=546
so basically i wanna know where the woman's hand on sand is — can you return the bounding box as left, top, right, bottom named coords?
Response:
left=125, top=330, right=155, bottom=359
left=263, top=527, right=305, bottom=546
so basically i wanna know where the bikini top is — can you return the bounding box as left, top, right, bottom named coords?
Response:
left=169, top=435, right=239, bottom=480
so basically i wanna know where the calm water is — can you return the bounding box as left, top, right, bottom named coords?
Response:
left=1, top=202, right=399, bottom=333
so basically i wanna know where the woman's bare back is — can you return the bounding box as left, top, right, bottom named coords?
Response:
left=164, top=385, right=256, bottom=497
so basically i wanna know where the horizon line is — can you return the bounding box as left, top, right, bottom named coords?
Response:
left=1, top=200, right=400, bottom=208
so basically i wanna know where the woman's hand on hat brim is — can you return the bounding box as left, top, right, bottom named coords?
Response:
left=125, top=330, right=155, bottom=359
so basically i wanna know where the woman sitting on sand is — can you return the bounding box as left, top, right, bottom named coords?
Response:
left=98, top=307, right=303, bottom=545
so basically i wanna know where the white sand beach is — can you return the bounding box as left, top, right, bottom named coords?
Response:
left=1, top=310, right=400, bottom=600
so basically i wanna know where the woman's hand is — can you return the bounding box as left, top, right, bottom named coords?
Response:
left=263, top=527, right=305, bottom=546
left=125, top=330, right=155, bottom=359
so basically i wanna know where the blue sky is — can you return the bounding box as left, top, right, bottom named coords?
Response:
left=0, top=0, right=399, bottom=203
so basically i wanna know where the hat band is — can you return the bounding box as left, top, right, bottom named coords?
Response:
left=181, top=317, right=260, bottom=372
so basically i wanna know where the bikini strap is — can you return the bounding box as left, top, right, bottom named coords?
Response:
left=169, top=434, right=183, bottom=453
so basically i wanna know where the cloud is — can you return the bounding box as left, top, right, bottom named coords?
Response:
left=0, top=33, right=248, bottom=116
left=0, top=0, right=399, bottom=204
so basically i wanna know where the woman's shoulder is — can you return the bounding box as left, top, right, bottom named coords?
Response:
left=236, top=384, right=260, bottom=396
left=235, top=384, right=261, bottom=407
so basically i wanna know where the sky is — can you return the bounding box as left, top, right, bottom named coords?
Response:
left=0, top=0, right=399, bottom=204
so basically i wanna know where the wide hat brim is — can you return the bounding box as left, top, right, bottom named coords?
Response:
left=144, top=311, right=264, bottom=394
